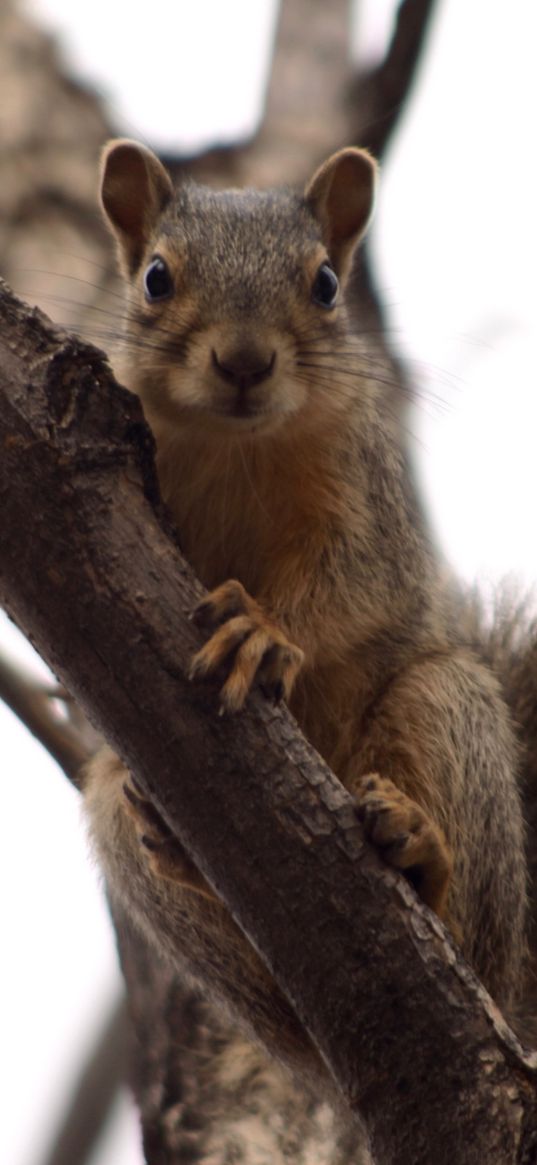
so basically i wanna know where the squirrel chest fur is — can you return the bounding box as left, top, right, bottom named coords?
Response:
left=84, top=139, right=529, bottom=1068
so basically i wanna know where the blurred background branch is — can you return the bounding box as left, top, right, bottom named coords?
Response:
left=0, top=648, right=96, bottom=784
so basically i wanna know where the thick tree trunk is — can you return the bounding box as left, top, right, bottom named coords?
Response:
left=2, top=282, right=537, bottom=1164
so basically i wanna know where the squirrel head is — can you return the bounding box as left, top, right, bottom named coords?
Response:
left=100, top=141, right=377, bottom=437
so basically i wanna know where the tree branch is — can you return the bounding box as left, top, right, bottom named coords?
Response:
left=40, top=996, right=130, bottom=1165
left=351, top=0, right=439, bottom=160
left=2, top=281, right=536, bottom=1163
left=0, top=647, right=96, bottom=784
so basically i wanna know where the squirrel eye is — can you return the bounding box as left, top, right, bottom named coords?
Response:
left=311, top=262, right=339, bottom=309
left=144, top=257, right=173, bottom=302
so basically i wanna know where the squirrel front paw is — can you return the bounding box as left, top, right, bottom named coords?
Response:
left=190, top=579, right=304, bottom=713
left=353, top=773, right=453, bottom=919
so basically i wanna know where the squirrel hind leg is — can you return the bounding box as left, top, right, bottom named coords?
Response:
left=122, top=774, right=216, bottom=900
left=352, top=772, right=453, bottom=920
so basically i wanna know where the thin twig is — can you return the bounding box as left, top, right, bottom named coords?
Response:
left=0, top=648, right=96, bottom=786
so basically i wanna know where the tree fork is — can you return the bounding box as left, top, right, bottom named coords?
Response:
left=1, top=280, right=536, bottom=1164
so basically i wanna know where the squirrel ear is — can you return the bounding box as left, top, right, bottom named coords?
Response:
left=100, top=139, right=173, bottom=275
left=305, top=148, right=377, bottom=277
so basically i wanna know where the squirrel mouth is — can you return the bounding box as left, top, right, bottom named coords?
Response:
left=203, top=384, right=280, bottom=429
left=230, top=397, right=264, bottom=419
left=221, top=389, right=269, bottom=421
left=207, top=396, right=275, bottom=432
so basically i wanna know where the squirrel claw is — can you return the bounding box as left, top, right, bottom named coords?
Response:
left=353, top=772, right=453, bottom=917
left=122, top=779, right=216, bottom=899
left=192, top=580, right=249, bottom=630
left=190, top=579, right=304, bottom=712
left=122, top=779, right=171, bottom=845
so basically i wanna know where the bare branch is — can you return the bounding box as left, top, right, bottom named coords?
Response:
left=0, top=648, right=94, bottom=784
left=351, top=0, right=439, bottom=159
left=40, top=996, right=129, bottom=1165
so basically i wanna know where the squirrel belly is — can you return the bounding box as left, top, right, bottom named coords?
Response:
left=84, top=139, right=528, bottom=1053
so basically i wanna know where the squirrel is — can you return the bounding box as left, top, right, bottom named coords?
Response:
left=83, top=139, right=530, bottom=1087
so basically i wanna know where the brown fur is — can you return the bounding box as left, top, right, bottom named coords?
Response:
left=85, top=142, right=531, bottom=1108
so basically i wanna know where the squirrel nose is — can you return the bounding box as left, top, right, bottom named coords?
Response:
left=211, top=347, right=276, bottom=391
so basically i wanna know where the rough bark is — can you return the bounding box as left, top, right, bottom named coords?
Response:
left=2, top=283, right=537, bottom=1164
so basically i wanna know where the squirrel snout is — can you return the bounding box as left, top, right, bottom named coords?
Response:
left=211, top=347, right=276, bottom=391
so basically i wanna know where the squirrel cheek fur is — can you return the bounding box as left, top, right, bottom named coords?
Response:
left=83, top=139, right=529, bottom=1066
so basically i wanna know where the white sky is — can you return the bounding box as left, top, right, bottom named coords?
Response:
left=374, top=0, right=537, bottom=597
left=4, top=2, right=537, bottom=1163
left=24, top=0, right=280, bottom=152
